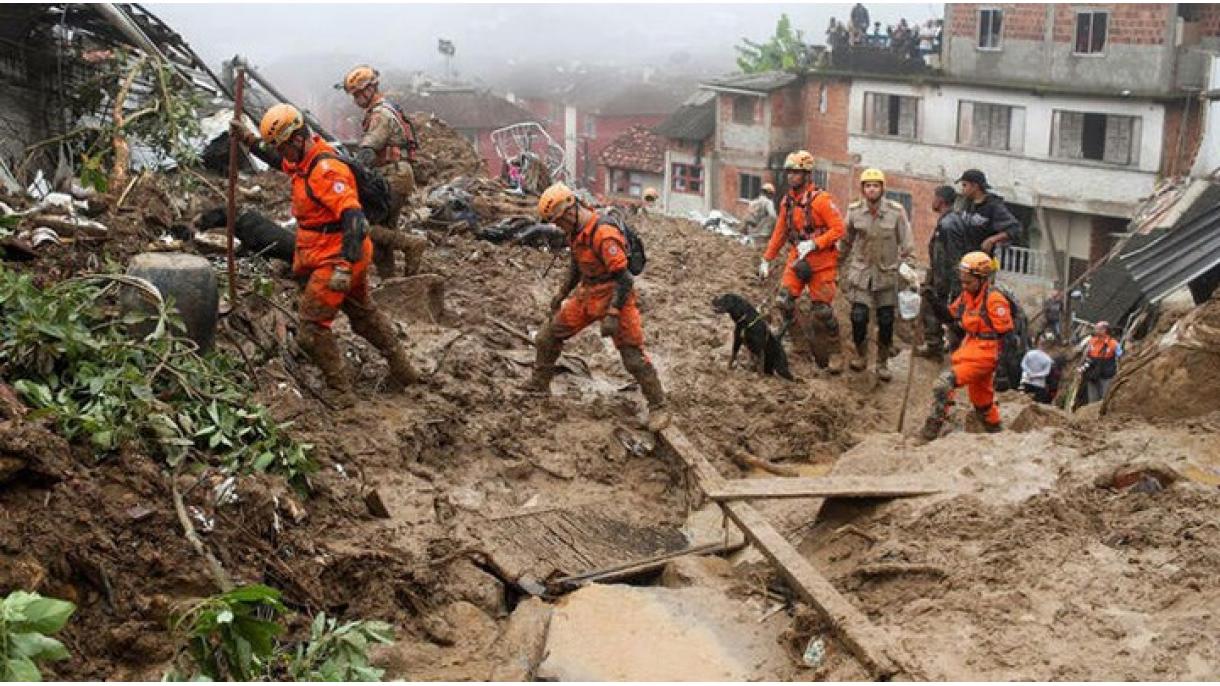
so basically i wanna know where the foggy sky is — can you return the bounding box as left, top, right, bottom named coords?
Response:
left=152, top=3, right=939, bottom=92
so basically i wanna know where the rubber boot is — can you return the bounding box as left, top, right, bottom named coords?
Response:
left=849, top=341, right=868, bottom=372
left=346, top=299, right=421, bottom=390
left=400, top=234, right=428, bottom=277
left=297, top=322, right=356, bottom=409
left=825, top=337, right=844, bottom=376
left=976, top=408, right=1002, bottom=433
left=369, top=226, right=399, bottom=277
left=522, top=322, right=562, bottom=394
left=876, top=344, right=892, bottom=382
left=622, top=347, right=671, bottom=432
left=919, top=415, right=943, bottom=442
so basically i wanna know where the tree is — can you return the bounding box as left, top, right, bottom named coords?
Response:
left=735, top=14, right=810, bottom=74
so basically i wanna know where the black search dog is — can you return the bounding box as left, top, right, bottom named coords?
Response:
left=711, top=293, right=794, bottom=381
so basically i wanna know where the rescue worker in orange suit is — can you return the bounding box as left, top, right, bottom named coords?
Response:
left=1079, top=321, right=1120, bottom=405
left=231, top=104, right=420, bottom=407
left=523, top=183, right=670, bottom=432
left=342, top=65, right=428, bottom=278
left=920, top=251, right=1013, bottom=441
left=759, top=150, right=847, bottom=374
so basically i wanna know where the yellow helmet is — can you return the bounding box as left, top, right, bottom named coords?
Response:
left=959, top=251, right=995, bottom=277
left=783, top=150, right=815, bottom=172
left=538, top=183, right=578, bottom=221
left=259, top=103, right=305, bottom=147
left=860, top=168, right=886, bottom=185
left=343, top=65, right=379, bottom=94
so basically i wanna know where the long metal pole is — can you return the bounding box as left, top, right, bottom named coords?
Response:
left=225, top=67, right=245, bottom=305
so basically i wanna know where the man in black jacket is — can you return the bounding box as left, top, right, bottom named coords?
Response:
left=915, top=186, right=968, bottom=358
left=957, top=169, right=1021, bottom=253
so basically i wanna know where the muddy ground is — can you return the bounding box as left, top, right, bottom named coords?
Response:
left=3, top=136, right=1220, bottom=680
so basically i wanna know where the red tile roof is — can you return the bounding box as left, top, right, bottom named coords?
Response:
left=598, top=125, right=664, bottom=174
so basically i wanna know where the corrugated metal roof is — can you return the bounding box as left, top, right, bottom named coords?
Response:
left=653, top=95, right=714, bottom=142
left=701, top=71, right=799, bottom=94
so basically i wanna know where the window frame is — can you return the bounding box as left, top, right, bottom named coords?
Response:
left=1073, top=10, right=1109, bottom=56
left=732, top=95, right=760, bottom=125
left=1050, top=109, right=1141, bottom=167
left=977, top=7, right=1003, bottom=51
left=862, top=92, right=921, bottom=140
left=885, top=190, right=913, bottom=218
left=812, top=168, right=829, bottom=190
left=956, top=100, right=1025, bottom=153
left=671, top=162, right=704, bottom=194
left=738, top=173, right=762, bottom=201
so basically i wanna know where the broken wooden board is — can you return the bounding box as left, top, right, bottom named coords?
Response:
left=478, top=503, right=689, bottom=587
left=706, top=474, right=945, bottom=501
left=658, top=427, right=920, bottom=680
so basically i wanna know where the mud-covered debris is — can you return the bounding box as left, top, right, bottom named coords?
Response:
left=364, top=488, right=392, bottom=519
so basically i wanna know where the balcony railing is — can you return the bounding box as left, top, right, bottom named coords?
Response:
left=997, top=245, right=1051, bottom=280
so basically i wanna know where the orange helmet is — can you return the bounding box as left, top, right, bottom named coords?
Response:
left=343, top=65, right=379, bottom=94
left=538, top=183, right=577, bottom=221
left=959, top=251, right=994, bottom=277
left=783, top=150, right=815, bottom=172
left=761, top=182, right=775, bottom=195
left=259, top=103, right=305, bottom=147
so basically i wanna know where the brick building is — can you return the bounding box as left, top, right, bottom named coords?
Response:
left=654, top=91, right=716, bottom=217
left=598, top=125, right=664, bottom=201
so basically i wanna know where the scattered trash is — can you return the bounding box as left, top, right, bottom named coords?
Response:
left=212, top=475, right=239, bottom=506
left=126, top=504, right=155, bottom=522
left=22, top=227, right=63, bottom=247
left=802, top=636, right=826, bottom=668
left=448, top=486, right=485, bottom=512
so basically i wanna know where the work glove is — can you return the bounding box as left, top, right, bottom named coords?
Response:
left=229, top=119, right=255, bottom=147
left=328, top=265, right=353, bottom=293
left=550, top=293, right=566, bottom=314
left=600, top=312, right=620, bottom=338
left=899, top=262, right=920, bottom=287
left=796, top=239, right=816, bottom=260
left=758, top=259, right=769, bottom=280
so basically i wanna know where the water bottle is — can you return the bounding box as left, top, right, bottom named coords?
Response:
left=898, top=288, right=921, bottom=321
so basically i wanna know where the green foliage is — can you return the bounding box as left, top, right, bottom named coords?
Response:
left=167, top=587, right=393, bottom=682
left=0, top=591, right=76, bottom=681
left=0, top=271, right=313, bottom=482
left=735, top=14, right=812, bottom=74
left=283, top=614, right=394, bottom=682
left=168, top=585, right=286, bottom=681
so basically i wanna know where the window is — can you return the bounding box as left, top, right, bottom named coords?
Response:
left=862, top=92, right=919, bottom=139
left=1051, top=110, right=1141, bottom=166
left=732, top=95, right=759, bottom=125
left=812, top=168, right=829, bottom=189
left=609, top=169, right=644, bottom=197
left=957, top=101, right=1025, bottom=152
left=886, top=190, right=913, bottom=218
left=978, top=8, right=1002, bottom=50
left=671, top=163, right=703, bottom=194
left=1074, top=11, right=1108, bottom=54
left=818, top=85, right=828, bottom=114
left=738, top=173, right=762, bottom=200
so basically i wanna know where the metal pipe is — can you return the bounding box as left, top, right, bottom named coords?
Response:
left=226, top=67, right=245, bottom=306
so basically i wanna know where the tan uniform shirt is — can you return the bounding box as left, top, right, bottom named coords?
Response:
left=742, top=194, right=776, bottom=239
left=842, top=197, right=915, bottom=303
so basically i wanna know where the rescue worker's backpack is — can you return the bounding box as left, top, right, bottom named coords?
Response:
left=594, top=210, right=647, bottom=275
left=979, top=283, right=1028, bottom=392
left=304, top=151, right=394, bottom=225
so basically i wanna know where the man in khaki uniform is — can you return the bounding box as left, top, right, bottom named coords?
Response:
left=741, top=182, right=776, bottom=244
left=841, top=168, right=915, bottom=381
left=342, top=65, right=428, bottom=277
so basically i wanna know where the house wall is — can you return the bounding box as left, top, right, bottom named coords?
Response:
left=662, top=140, right=711, bottom=216
left=587, top=113, right=667, bottom=193
left=846, top=77, right=1164, bottom=217
left=0, top=49, right=52, bottom=177
left=943, top=3, right=1181, bottom=93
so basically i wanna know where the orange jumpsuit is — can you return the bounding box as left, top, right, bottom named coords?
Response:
left=282, top=135, right=374, bottom=327
left=946, top=285, right=1014, bottom=425
left=553, top=214, right=644, bottom=350
left=763, top=186, right=845, bottom=303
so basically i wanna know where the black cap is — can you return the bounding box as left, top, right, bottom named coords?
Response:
left=956, top=169, right=989, bottom=189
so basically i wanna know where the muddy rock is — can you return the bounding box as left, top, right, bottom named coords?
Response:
left=0, top=553, right=47, bottom=593
left=445, top=559, right=507, bottom=618
left=1009, top=401, right=1071, bottom=433
left=373, top=274, right=446, bottom=323
left=488, top=597, right=552, bottom=681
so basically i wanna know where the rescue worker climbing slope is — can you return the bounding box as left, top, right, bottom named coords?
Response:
left=342, top=65, right=428, bottom=277
left=921, top=251, right=1013, bottom=441
left=524, top=183, right=670, bottom=432
left=842, top=168, right=915, bottom=381
left=760, top=150, right=847, bottom=374
left=232, top=103, right=420, bottom=407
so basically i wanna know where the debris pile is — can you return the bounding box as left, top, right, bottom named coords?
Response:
left=405, top=113, right=486, bottom=186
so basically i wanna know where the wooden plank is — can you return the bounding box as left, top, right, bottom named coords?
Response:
left=706, top=475, right=945, bottom=501
left=658, top=427, right=915, bottom=680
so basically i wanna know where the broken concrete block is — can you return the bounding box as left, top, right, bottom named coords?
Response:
left=488, top=597, right=553, bottom=681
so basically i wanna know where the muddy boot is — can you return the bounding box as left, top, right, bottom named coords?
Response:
left=876, top=344, right=892, bottom=382
left=400, top=234, right=428, bottom=277
left=522, top=322, right=562, bottom=395
left=369, top=226, right=398, bottom=277
left=622, top=347, right=670, bottom=432
left=975, top=406, right=1002, bottom=433
left=919, top=415, right=944, bottom=442
left=914, top=342, right=943, bottom=360
left=811, top=303, right=844, bottom=375
left=346, top=299, right=421, bottom=390
left=297, top=322, right=356, bottom=409
left=849, top=341, right=868, bottom=372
